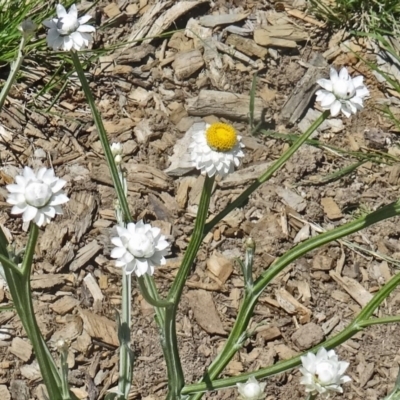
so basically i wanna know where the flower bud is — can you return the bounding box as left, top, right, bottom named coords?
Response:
left=19, top=19, right=37, bottom=37
left=237, top=376, right=266, bottom=400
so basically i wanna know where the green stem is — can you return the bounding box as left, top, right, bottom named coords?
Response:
left=0, top=254, right=21, bottom=276
left=0, top=35, right=27, bottom=110
left=164, top=175, right=215, bottom=399
left=59, top=344, right=71, bottom=400
left=70, top=51, right=130, bottom=222
left=186, top=199, right=400, bottom=399
left=137, top=278, right=172, bottom=308
left=118, top=272, right=132, bottom=399
left=18, top=224, right=62, bottom=399
left=70, top=51, right=165, bottom=325
left=359, top=316, right=400, bottom=328
left=182, top=270, right=400, bottom=395
left=203, top=111, right=330, bottom=235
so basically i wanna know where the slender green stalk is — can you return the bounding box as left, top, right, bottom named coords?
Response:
left=182, top=270, right=400, bottom=395
left=70, top=50, right=165, bottom=325
left=359, top=316, right=400, bottom=327
left=59, top=341, right=71, bottom=400
left=17, top=224, right=62, bottom=399
left=186, top=199, right=400, bottom=399
left=70, top=51, right=130, bottom=222
left=204, top=111, right=330, bottom=234
left=164, top=175, right=215, bottom=400
left=0, top=254, right=21, bottom=275
left=137, top=278, right=172, bottom=307
left=117, top=272, right=133, bottom=399
left=0, top=35, right=27, bottom=110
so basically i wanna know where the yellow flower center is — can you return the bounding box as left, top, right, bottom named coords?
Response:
left=205, top=122, right=237, bottom=152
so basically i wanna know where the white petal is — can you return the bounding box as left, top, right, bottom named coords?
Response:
left=41, top=205, right=55, bottom=218
left=43, top=18, right=57, bottom=28
left=70, top=31, right=84, bottom=49
left=329, top=67, right=339, bottom=83
left=56, top=4, right=67, bottom=17
left=62, top=36, right=73, bottom=51
left=340, top=102, right=352, bottom=118
left=23, top=206, right=38, bottom=222
left=34, top=212, right=45, bottom=227
left=111, top=247, right=126, bottom=259
left=317, top=78, right=333, bottom=91
left=356, top=87, right=369, bottom=98
left=330, top=100, right=342, bottom=117
left=11, top=204, right=27, bottom=214
left=352, top=75, right=364, bottom=87
left=124, top=260, right=137, bottom=274
left=320, top=92, right=336, bottom=107
left=52, top=36, right=65, bottom=50
left=111, top=237, right=123, bottom=247
left=37, top=167, right=47, bottom=180
left=77, top=24, right=96, bottom=33
left=68, top=4, right=78, bottom=19
left=6, top=184, right=24, bottom=193
left=50, top=193, right=69, bottom=205
left=78, top=15, right=92, bottom=24
left=339, top=67, right=349, bottom=80
left=23, top=166, right=35, bottom=180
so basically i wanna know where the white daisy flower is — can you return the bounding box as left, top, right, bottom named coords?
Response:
left=189, top=122, right=245, bottom=177
left=299, top=347, right=351, bottom=397
left=6, top=167, right=69, bottom=227
left=110, top=220, right=169, bottom=277
left=316, top=67, right=369, bottom=118
left=237, top=376, right=266, bottom=400
left=43, top=4, right=95, bottom=51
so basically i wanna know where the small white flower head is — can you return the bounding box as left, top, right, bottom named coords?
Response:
left=189, top=122, right=245, bottom=177
left=6, top=167, right=69, bottom=227
left=19, top=18, right=37, bottom=37
left=237, top=376, right=266, bottom=400
left=43, top=4, right=95, bottom=51
left=111, top=220, right=169, bottom=276
left=316, top=67, right=369, bottom=118
left=300, top=347, right=351, bottom=397
left=110, top=142, right=123, bottom=164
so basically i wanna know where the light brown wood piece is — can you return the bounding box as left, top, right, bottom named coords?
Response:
left=321, top=197, right=343, bottom=220
left=84, top=273, right=104, bottom=303
left=10, top=338, right=32, bottom=362
left=198, top=11, right=250, bottom=27
left=79, top=308, right=118, bottom=347
left=286, top=9, right=326, bottom=28
left=70, top=241, right=102, bottom=272
left=226, top=34, right=268, bottom=59
left=145, top=1, right=209, bottom=44
left=279, top=53, right=328, bottom=125
left=275, top=288, right=311, bottom=324
left=254, top=29, right=297, bottom=48
left=50, top=296, right=80, bottom=315
left=187, top=90, right=265, bottom=121
left=103, top=3, right=120, bottom=18
left=329, top=271, right=373, bottom=308
left=206, top=254, right=233, bottom=285
left=172, top=49, right=204, bottom=80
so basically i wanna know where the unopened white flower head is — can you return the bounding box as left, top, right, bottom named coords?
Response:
left=19, top=18, right=37, bottom=37
left=43, top=4, right=95, bottom=51
left=316, top=67, right=369, bottom=118
left=110, top=142, right=123, bottom=164
left=6, top=167, right=69, bottom=227
left=111, top=220, right=169, bottom=276
left=237, top=376, right=266, bottom=400
left=189, top=122, right=245, bottom=177
left=300, top=347, right=351, bottom=397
